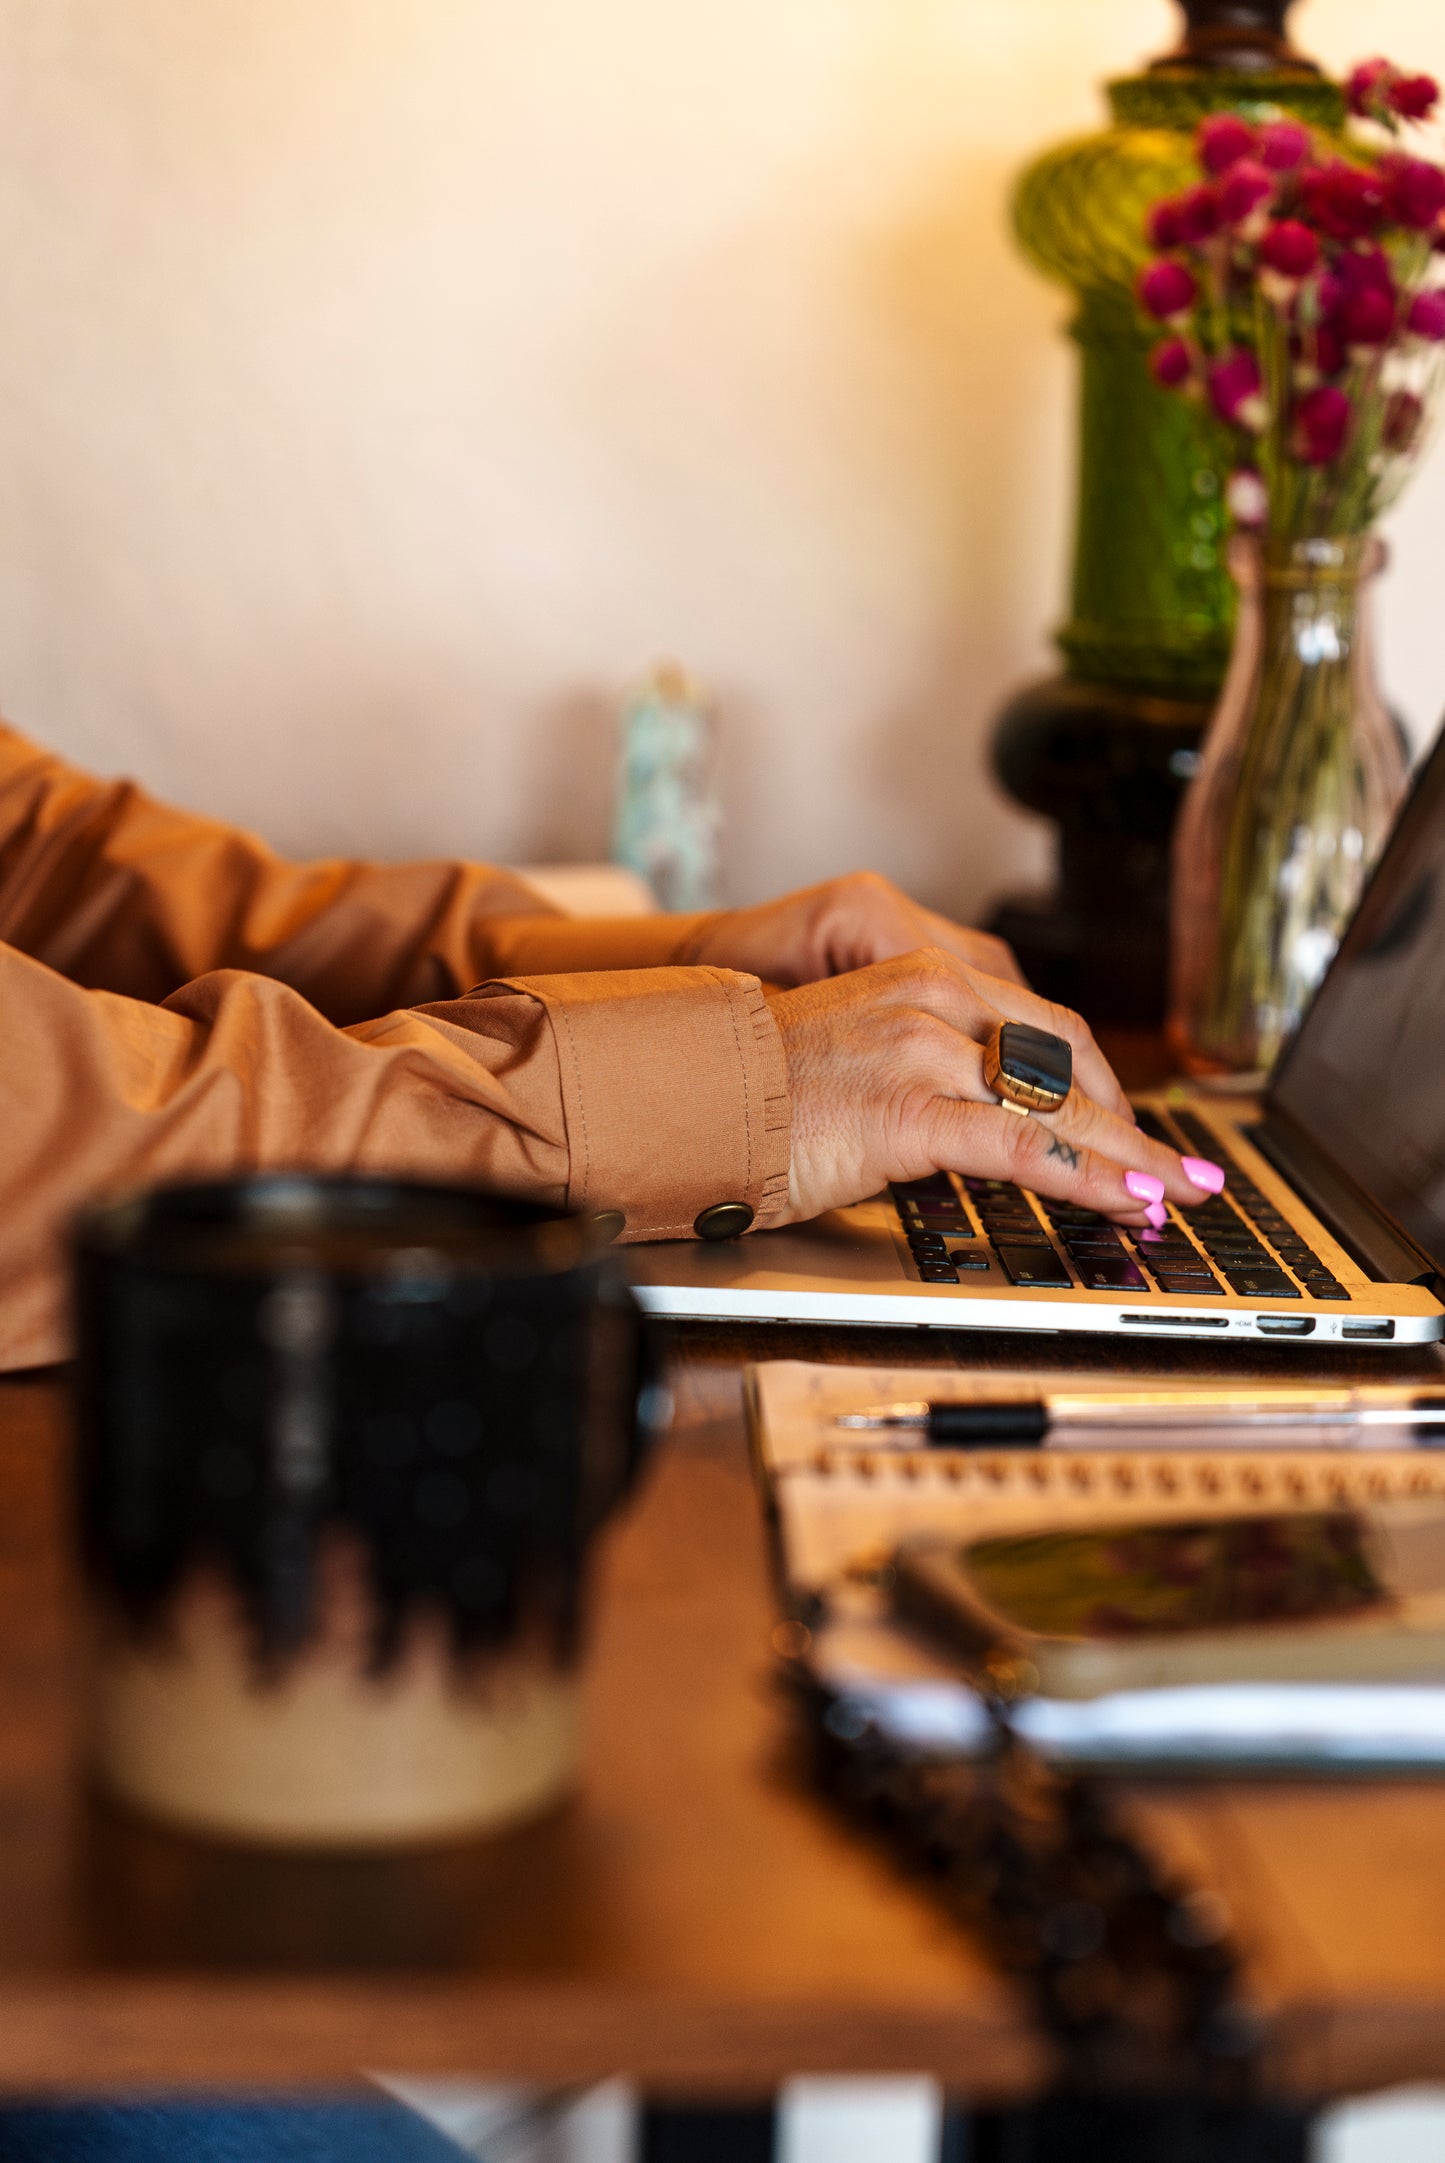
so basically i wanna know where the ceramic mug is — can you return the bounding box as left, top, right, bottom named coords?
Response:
left=73, top=1176, right=654, bottom=1849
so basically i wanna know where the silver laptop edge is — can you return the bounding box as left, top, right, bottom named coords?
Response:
left=628, top=1089, right=1443, bottom=1345
left=628, top=721, right=1445, bottom=1349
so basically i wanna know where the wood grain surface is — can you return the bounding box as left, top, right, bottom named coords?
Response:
left=1, top=1312, right=1444, bottom=2098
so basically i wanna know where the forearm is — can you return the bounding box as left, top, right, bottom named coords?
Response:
left=0, top=948, right=790, bottom=1369
left=0, top=721, right=723, bottom=1017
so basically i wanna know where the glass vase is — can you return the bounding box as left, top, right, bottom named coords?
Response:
left=1168, top=534, right=1408, bottom=1084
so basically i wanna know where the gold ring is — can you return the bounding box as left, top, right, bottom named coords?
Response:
left=983, top=1022, right=1072, bottom=1118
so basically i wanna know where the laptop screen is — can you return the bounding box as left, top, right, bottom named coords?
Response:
left=1269, top=723, right=1445, bottom=1273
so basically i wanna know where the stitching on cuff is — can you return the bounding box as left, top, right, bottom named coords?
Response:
left=718, top=979, right=754, bottom=1200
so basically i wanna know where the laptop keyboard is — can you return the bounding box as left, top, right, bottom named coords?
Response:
left=891, top=1106, right=1349, bottom=1301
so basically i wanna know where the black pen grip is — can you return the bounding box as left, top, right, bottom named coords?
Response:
left=925, top=1402, right=1049, bottom=1447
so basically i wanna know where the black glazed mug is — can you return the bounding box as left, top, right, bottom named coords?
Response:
left=73, top=1176, right=657, bottom=1848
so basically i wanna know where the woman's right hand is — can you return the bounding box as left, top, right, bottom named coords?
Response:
left=766, top=949, right=1223, bottom=1228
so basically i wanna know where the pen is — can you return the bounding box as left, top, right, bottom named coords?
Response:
left=833, top=1387, right=1445, bottom=1448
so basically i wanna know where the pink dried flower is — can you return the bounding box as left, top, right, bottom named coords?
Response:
left=1294, top=384, right=1353, bottom=464
left=1317, top=250, right=1393, bottom=327
left=1338, top=282, right=1396, bottom=349
left=1383, top=389, right=1426, bottom=453
left=1197, top=113, right=1256, bottom=175
left=1225, top=468, right=1269, bottom=527
left=1346, top=59, right=1394, bottom=118
left=1219, top=159, right=1275, bottom=229
left=1146, top=198, right=1183, bottom=250
left=1407, top=289, right=1445, bottom=340
left=1303, top=161, right=1386, bottom=241
left=1383, top=155, right=1445, bottom=232
left=1150, top=336, right=1194, bottom=388
left=1339, top=246, right=1395, bottom=292
left=1209, top=350, right=1267, bottom=430
left=1260, top=220, right=1321, bottom=280
left=1137, top=259, right=1199, bottom=322
left=1390, top=73, right=1440, bottom=122
left=1259, top=121, right=1312, bottom=173
left=1174, top=185, right=1223, bottom=245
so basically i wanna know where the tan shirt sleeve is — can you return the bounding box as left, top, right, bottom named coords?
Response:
left=0, top=722, right=723, bottom=1020
left=0, top=945, right=791, bottom=1372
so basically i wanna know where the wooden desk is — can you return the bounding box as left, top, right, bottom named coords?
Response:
left=3, top=1323, right=1445, bottom=2102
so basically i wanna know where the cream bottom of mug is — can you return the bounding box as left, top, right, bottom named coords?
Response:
left=86, top=1565, right=579, bottom=1849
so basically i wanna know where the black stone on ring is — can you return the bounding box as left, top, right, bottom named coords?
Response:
left=983, top=1021, right=1072, bottom=1116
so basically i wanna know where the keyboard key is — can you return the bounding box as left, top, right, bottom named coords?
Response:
left=1075, top=1258, right=1149, bottom=1291
left=1224, top=1270, right=1301, bottom=1299
left=1156, top=1271, right=1225, bottom=1294
left=1170, top=1108, right=1231, bottom=1160
left=893, top=1174, right=956, bottom=1197
left=918, top=1263, right=960, bottom=1284
left=1303, top=1282, right=1351, bottom=1300
left=994, top=1243, right=1072, bottom=1288
left=948, top=1249, right=991, bottom=1272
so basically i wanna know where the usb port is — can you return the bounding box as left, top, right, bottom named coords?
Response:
left=1257, top=1315, right=1315, bottom=1336
left=1342, top=1319, right=1396, bottom=1341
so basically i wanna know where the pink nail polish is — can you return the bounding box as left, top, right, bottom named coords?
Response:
left=1124, top=1170, right=1165, bottom=1204
left=1182, top=1156, right=1226, bottom=1194
left=1145, top=1200, right=1168, bottom=1229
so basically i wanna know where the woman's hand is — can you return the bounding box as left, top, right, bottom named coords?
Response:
left=688, top=871, right=1025, bottom=988
left=767, top=950, right=1223, bottom=1228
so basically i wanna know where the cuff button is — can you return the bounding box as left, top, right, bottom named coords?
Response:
left=694, top=1202, right=754, bottom=1241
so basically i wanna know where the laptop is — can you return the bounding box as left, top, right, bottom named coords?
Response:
left=627, top=724, right=1445, bottom=1348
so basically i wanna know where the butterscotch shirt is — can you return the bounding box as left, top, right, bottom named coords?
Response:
left=0, top=724, right=791, bottom=1368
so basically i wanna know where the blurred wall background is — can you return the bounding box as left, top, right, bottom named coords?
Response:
left=0, top=0, right=1441, bottom=918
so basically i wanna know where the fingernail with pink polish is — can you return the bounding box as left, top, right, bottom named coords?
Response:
left=1124, top=1170, right=1165, bottom=1204
left=1145, top=1200, right=1168, bottom=1229
left=1182, top=1156, right=1226, bottom=1194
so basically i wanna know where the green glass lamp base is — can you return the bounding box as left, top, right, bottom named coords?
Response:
left=990, top=0, right=1339, bottom=1026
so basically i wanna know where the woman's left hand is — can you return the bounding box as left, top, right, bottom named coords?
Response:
left=687, top=871, right=1027, bottom=990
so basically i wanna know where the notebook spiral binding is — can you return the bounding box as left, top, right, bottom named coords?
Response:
left=781, top=1660, right=1263, bottom=2102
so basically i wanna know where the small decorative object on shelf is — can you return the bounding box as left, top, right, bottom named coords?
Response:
left=611, top=661, right=721, bottom=912
left=1151, top=60, right=1444, bottom=1081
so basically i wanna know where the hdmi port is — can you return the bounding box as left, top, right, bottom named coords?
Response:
left=1342, top=1319, right=1396, bottom=1341
left=1258, top=1316, right=1315, bottom=1336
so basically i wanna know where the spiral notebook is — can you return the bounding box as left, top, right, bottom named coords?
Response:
left=746, top=1361, right=1445, bottom=1773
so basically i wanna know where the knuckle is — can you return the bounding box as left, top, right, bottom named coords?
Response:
left=880, top=1003, right=935, bottom=1059
left=1045, top=997, right=1088, bottom=1042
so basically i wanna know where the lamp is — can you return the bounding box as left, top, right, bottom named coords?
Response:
left=988, top=0, right=1342, bottom=1024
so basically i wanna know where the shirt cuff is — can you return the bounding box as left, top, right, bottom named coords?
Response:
left=466, top=966, right=790, bottom=1240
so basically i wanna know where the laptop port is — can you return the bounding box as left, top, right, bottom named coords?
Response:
left=1257, top=1315, right=1315, bottom=1336
left=1342, top=1319, right=1396, bottom=1341
left=1121, top=1313, right=1229, bottom=1328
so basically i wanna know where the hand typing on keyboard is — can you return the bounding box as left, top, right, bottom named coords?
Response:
left=684, top=870, right=1028, bottom=988
left=764, top=949, right=1223, bottom=1230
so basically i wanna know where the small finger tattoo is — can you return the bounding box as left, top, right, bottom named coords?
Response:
left=1046, top=1135, right=1081, bottom=1170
